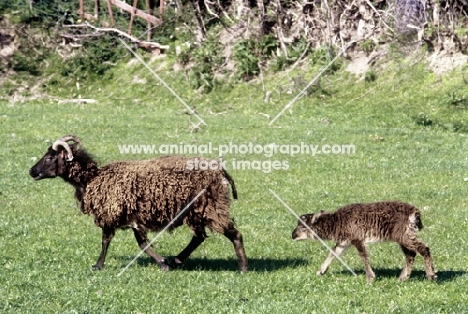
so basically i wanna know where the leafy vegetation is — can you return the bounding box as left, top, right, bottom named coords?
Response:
left=189, top=35, right=224, bottom=92
left=233, top=39, right=260, bottom=79
left=60, top=37, right=129, bottom=80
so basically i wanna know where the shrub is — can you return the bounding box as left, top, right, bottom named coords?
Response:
left=233, top=39, right=259, bottom=80
left=60, top=37, right=128, bottom=80
left=11, top=53, right=41, bottom=76
left=189, top=36, right=223, bottom=92
left=310, top=46, right=342, bottom=74
left=365, top=70, right=377, bottom=83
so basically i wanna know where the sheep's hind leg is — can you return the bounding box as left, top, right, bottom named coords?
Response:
left=352, top=240, right=375, bottom=283
left=172, top=234, right=206, bottom=267
left=93, top=226, right=116, bottom=270
left=132, top=228, right=170, bottom=271
left=223, top=226, right=248, bottom=272
left=317, top=242, right=350, bottom=276
left=398, top=245, right=416, bottom=282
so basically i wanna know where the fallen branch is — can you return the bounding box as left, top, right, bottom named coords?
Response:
left=63, top=22, right=169, bottom=51
left=58, top=98, right=97, bottom=104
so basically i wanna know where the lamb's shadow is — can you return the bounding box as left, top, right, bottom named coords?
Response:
left=125, top=256, right=310, bottom=272
left=423, top=269, right=467, bottom=283
left=339, top=267, right=468, bottom=283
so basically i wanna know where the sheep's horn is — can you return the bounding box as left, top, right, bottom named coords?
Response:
left=52, top=140, right=74, bottom=161
left=59, top=135, right=82, bottom=146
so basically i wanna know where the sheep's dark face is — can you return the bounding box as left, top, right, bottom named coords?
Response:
left=29, top=147, right=68, bottom=180
left=292, top=214, right=317, bottom=241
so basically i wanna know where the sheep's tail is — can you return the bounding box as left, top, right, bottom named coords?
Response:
left=222, top=169, right=238, bottom=199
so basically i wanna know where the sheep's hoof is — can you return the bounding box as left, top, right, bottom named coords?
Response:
left=168, top=258, right=184, bottom=268
left=316, top=270, right=324, bottom=276
left=92, top=264, right=103, bottom=271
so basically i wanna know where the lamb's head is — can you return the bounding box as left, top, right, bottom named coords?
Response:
left=29, top=135, right=82, bottom=180
left=292, top=211, right=324, bottom=241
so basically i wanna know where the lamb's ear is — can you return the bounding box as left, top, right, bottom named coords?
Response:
left=311, top=210, right=324, bottom=224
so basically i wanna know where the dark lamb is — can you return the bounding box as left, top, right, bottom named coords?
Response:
left=29, top=135, right=248, bottom=272
left=292, top=201, right=436, bottom=282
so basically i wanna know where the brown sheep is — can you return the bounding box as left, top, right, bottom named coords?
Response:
left=29, top=135, right=248, bottom=272
left=292, top=201, right=436, bottom=282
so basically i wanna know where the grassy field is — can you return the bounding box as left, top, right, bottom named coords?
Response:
left=1, top=51, right=468, bottom=313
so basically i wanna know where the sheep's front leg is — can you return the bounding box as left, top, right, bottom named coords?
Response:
left=317, top=242, right=350, bottom=276
left=132, top=228, right=170, bottom=271
left=352, top=240, right=375, bottom=283
left=93, top=226, right=116, bottom=270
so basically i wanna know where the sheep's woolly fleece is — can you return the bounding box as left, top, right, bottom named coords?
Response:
left=83, top=156, right=233, bottom=236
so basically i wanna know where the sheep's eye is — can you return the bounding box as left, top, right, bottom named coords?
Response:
left=45, top=157, right=54, bottom=163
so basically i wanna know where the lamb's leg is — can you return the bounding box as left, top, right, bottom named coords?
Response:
left=132, top=228, right=170, bottom=271
left=93, top=226, right=115, bottom=270
left=317, top=242, right=350, bottom=276
left=398, top=245, right=416, bottom=282
left=223, top=226, right=248, bottom=272
left=403, top=238, right=436, bottom=281
left=172, top=235, right=205, bottom=267
left=352, top=240, right=375, bottom=283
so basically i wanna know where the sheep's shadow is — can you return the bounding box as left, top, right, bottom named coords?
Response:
left=123, top=256, right=310, bottom=272
left=338, top=267, right=467, bottom=283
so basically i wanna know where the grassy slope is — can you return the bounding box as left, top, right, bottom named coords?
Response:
left=1, top=52, right=468, bottom=313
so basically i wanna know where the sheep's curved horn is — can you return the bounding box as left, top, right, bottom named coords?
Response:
left=59, top=135, right=82, bottom=146
left=52, top=140, right=74, bottom=161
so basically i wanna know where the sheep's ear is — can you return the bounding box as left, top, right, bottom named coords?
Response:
left=311, top=211, right=323, bottom=224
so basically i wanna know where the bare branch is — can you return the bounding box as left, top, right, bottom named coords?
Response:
left=63, top=22, right=169, bottom=51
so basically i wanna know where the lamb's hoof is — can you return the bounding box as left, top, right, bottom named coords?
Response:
left=428, top=273, right=437, bottom=281
left=92, top=264, right=103, bottom=271
left=366, top=275, right=375, bottom=283
left=239, top=266, right=248, bottom=273
left=398, top=276, right=409, bottom=282
left=159, top=261, right=171, bottom=271
left=316, top=270, right=324, bottom=276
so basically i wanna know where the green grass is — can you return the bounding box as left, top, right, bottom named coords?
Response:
left=2, top=53, right=468, bottom=313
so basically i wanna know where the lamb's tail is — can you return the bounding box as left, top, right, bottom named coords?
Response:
left=222, top=169, right=237, bottom=199
left=410, top=209, right=424, bottom=230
